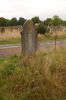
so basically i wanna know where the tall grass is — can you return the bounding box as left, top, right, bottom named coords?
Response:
left=0, top=26, right=21, bottom=41
left=0, top=49, right=66, bottom=100
left=0, top=32, right=20, bottom=41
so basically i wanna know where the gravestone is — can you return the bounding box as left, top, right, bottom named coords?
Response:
left=21, top=20, right=37, bottom=55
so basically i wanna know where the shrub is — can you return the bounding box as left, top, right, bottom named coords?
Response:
left=36, top=23, right=48, bottom=34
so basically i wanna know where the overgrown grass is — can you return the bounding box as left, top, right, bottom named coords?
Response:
left=38, top=34, right=66, bottom=41
left=0, top=49, right=66, bottom=100
left=0, top=34, right=66, bottom=45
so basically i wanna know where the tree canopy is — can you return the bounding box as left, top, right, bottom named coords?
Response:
left=0, top=17, right=26, bottom=27
left=0, top=15, right=66, bottom=27
left=44, top=15, right=64, bottom=26
left=36, top=23, right=48, bottom=34
left=31, top=16, right=40, bottom=24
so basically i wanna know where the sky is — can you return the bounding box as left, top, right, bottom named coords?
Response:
left=0, top=0, right=66, bottom=20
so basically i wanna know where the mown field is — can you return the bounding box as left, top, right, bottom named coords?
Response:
left=0, top=49, right=66, bottom=100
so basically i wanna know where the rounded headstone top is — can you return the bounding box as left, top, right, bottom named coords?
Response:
left=22, top=20, right=36, bottom=34
left=21, top=20, right=37, bottom=55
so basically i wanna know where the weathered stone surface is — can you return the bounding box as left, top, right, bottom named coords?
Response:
left=21, top=20, right=37, bottom=55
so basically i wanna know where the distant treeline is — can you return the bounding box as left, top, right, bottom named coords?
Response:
left=31, top=15, right=66, bottom=26
left=0, top=15, right=66, bottom=27
left=0, top=17, right=26, bottom=27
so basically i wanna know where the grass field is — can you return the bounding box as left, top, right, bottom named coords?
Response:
left=0, top=26, right=66, bottom=45
left=38, top=34, right=66, bottom=41
left=0, top=26, right=21, bottom=45
left=0, top=34, right=66, bottom=45
left=0, top=38, right=21, bottom=45
left=0, top=49, right=66, bottom=100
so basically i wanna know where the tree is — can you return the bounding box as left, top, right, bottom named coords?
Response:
left=0, top=17, right=6, bottom=26
left=52, top=15, right=62, bottom=26
left=10, top=17, right=18, bottom=26
left=36, top=23, right=47, bottom=34
left=18, top=17, right=26, bottom=26
left=62, top=20, right=66, bottom=26
left=44, top=18, right=52, bottom=26
left=5, top=19, right=10, bottom=26
left=31, top=16, right=40, bottom=24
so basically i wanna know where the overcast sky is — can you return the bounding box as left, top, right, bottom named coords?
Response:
left=0, top=0, right=66, bottom=20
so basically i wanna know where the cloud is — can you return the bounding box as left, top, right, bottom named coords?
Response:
left=0, top=0, right=66, bottom=20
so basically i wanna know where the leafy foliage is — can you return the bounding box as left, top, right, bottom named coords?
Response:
left=0, top=15, right=66, bottom=27
left=44, top=18, right=52, bottom=26
left=0, top=17, right=7, bottom=26
left=0, top=17, right=26, bottom=26
left=10, top=17, right=18, bottom=26
left=36, top=23, right=48, bottom=34
left=18, top=17, right=26, bottom=26
left=44, top=15, right=64, bottom=26
left=52, top=15, right=63, bottom=26
left=31, top=16, right=40, bottom=24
